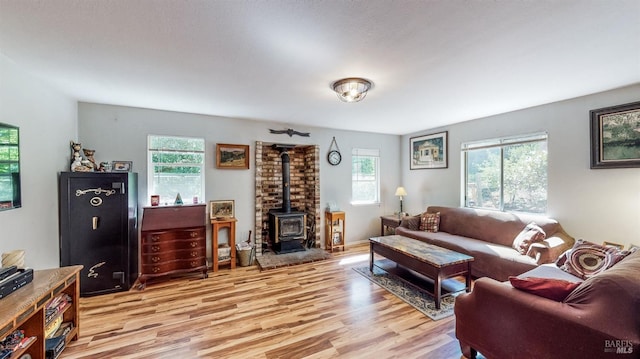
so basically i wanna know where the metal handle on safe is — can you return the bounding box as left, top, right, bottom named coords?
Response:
left=92, top=216, right=99, bottom=230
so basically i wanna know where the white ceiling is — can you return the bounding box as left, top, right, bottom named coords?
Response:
left=1, top=1, right=639, bottom=135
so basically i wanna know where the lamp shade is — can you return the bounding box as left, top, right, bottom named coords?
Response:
left=395, top=187, right=407, bottom=197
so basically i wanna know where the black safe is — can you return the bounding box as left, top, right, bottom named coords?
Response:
left=59, top=172, right=138, bottom=296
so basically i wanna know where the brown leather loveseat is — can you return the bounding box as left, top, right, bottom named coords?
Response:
left=396, top=206, right=575, bottom=281
left=454, top=248, right=640, bottom=358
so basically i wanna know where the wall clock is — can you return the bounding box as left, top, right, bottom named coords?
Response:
left=327, top=137, right=342, bottom=166
left=327, top=150, right=341, bottom=166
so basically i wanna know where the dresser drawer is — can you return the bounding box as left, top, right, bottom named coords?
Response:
left=141, top=257, right=207, bottom=275
left=141, top=247, right=206, bottom=264
left=142, top=228, right=205, bottom=244
left=141, top=238, right=205, bottom=253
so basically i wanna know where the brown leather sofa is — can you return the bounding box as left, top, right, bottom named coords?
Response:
left=454, top=249, right=640, bottom=358
left=395, top=206, right=575, bottom=281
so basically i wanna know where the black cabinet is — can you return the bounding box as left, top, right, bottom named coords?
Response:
left=59, top=172, right=138, bottom=296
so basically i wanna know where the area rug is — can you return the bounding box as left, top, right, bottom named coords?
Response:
left=353, top=264, right=459, bottom=320
left=256, top=248, right=332, bottom=270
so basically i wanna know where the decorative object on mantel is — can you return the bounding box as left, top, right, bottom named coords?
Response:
left=395, top=186, right=407, bottom=217
left=269, top=128, right=310, bottom=137
left=590, top=101, right=640, bottom=169
left=70, top=141, right=91, bottom=172
left=332, top=77, right=373, bottom=103
left=327, top=136, right=342, bottom=165
left=410, top=131, right=448, bottom=170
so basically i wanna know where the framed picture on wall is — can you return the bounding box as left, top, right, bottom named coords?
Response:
left=590, top=101, right=640, bottom=169
left=216, top=144, right=250, bottom=169
left=410, top=131, right=448, bottom=169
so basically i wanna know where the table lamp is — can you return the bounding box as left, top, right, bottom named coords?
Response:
left=395, top=186, right=407, bottom=217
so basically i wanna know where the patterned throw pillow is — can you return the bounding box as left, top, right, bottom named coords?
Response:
left=419, top=212, right=440, bottom=232
left=555, top=239, right=631, bottom=279
left=512, top=222, right=546, bottom=255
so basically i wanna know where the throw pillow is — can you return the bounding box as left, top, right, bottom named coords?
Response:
left=509, top=276, right=581, bottom=301
left=419, top=212, right=440, bottom=232
left=512, top=222, right=546, bottom=255
left=555, top=239, right=631, bottom=279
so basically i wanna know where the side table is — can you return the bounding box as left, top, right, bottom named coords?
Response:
left=380, top=215, right=402, bottom=236
left=211, top=218, right=237, bottom=271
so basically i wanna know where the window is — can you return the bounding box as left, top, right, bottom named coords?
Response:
left=0, top=123, right=20, bottom=210
left=148, top=135, right=205, bottom=205
left=351, top=148, right=380, bottom=205
left=462, top=133, right=547, bottom=213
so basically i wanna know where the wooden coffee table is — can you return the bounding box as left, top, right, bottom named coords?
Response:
left=369, top=235, right=474, bottom=309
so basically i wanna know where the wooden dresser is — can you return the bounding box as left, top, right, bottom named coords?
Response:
left=139, top=204, right=208, bottom=288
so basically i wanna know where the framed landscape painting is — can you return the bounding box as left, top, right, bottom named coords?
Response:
left=410, top=131, right=448, bottom=169
left=590, top=101, right=640, bottom=169
left=216, top=143, right=249, bottom=169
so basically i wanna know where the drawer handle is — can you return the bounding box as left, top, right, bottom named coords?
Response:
left=151, top=235, right=160, bottom=242
left=151, top=245, right=160, bottom=252
left=190, top=261, right=198, bottom=267
left=152, top=256, right=160, bottom=263
left=191, top=251, right=198, bottom=257
left=152, top=267, right=160, bottom=273
left=190, top=242, right=197, bottom=248
left=190, top=231, right=198, bottom=238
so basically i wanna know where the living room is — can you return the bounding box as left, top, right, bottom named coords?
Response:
left=1, top=1, right=639, bottom=358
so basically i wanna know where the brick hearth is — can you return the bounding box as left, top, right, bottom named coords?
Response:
left=254, top=141, right=320, bottom=255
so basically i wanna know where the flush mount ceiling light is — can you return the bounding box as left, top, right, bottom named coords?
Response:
left=332, top=77, right=372, bottom=103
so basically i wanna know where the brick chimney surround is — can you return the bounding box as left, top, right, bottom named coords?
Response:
left=254, top=141, right=320, bottom=256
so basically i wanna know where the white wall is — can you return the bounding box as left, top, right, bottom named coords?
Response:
left=0, top=54, right=77, bottom=269
left=402, top=84, right=640, bottom=249
left=78, top=103, right=401, bottom=250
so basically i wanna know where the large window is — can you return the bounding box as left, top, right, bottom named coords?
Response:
left=462, top=133, right=547, bottom=213
left=148, top=135, right=205, bottom=205
left=351, top=148, right=380, bottom=205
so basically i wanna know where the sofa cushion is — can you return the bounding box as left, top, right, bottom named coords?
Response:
left=508, top=276, right=580, bottom=301
left=512, top=222, right=546, bottom=255
left=556, top=239, right=631, bottom=279
left=426, top=206, right=566, bottom=247
left=419, top=211, right=440, bottom=232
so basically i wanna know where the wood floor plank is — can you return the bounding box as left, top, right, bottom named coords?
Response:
left=61, top=242, right=466, bottom=359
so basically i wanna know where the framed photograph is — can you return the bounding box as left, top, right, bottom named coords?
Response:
left=216, top=143, right=249, bottom=169
left=590, top=101, right=640, bottom=169
left=410, top=131, right=448, bottom=169
left=210, top=200, right=235, bottom=219
left=602, top=241, right=624, bottom=250
left=112, top=160, right=132, bottom=172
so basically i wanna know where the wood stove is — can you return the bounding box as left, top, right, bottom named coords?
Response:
left=268, top=144, right=307, bottom=253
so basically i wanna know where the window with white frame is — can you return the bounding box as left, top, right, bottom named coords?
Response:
left=148, top=135, right=205, bottom=205
left=462, top=133, right=548, bottom=213
left=351, top=148, right=380, bottom=205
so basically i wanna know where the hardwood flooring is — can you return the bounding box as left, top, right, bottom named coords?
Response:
left=61, top=243, right=465, bottom=359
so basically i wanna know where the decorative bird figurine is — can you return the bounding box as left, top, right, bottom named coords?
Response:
left=269, top=128, right=310, bottom=137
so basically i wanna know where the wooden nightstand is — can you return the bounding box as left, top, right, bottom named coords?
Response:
left=380, top=215, right=403, bottom=236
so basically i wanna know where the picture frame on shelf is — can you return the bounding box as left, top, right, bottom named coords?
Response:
left=410, top=131, right=448, bottom=170
left=590, top=101, right=640, bottom=169
left=209, top=200, right=235, bottom=219
left=112, top=160, right=132, bottom=172
left=216, top=143, right=250, bottom=169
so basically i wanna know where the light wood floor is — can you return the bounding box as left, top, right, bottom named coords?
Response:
left=61, top=243, right=465, bottom=359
